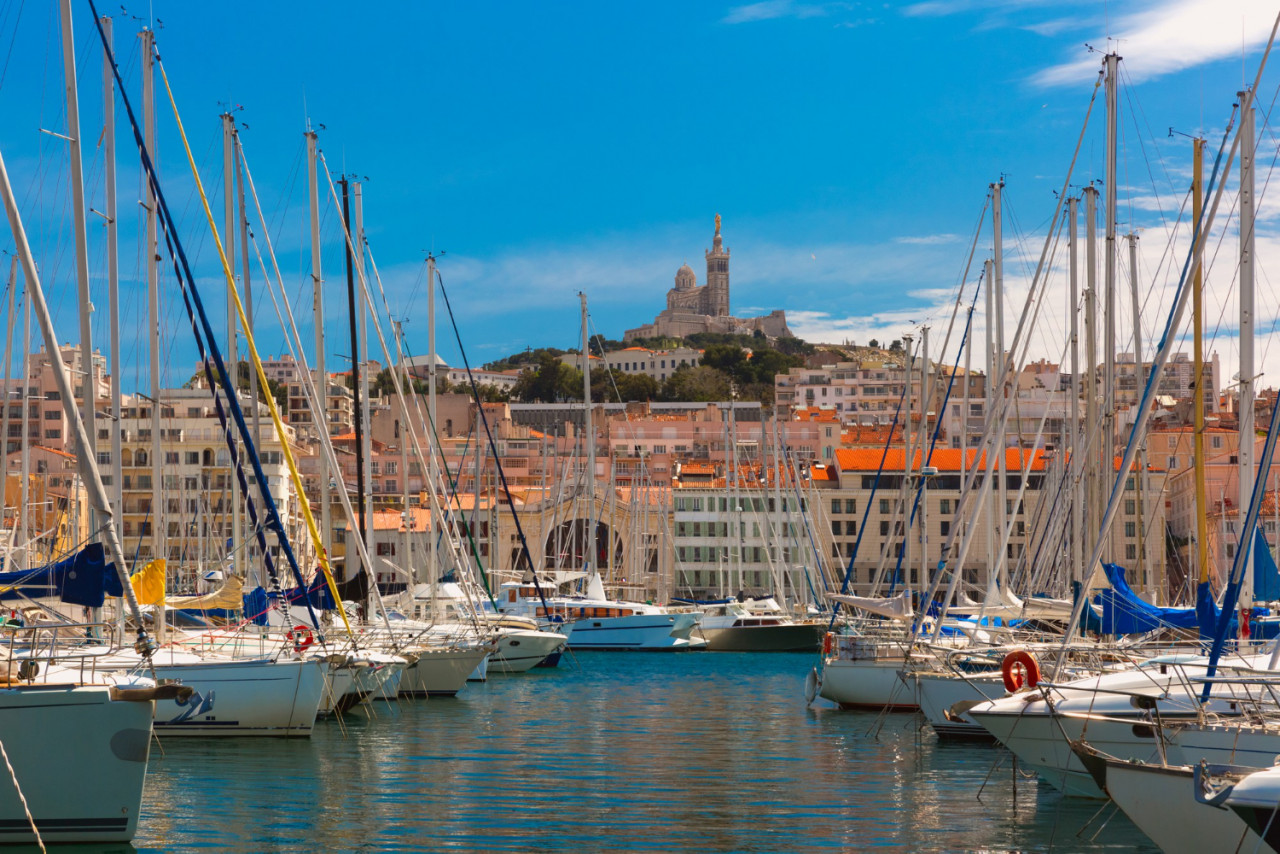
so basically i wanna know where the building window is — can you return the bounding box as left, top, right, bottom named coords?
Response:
left=879, top=499, right=890, bottom=514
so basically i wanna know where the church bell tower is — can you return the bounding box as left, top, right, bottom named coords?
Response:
left=705, top=213, right=730, bottom=317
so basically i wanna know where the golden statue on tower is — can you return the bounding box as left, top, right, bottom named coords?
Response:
left=714, top=213, right=721, bottom=235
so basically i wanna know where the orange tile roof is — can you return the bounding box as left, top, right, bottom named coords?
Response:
left=809, top=464, right=836, bottom=482
left=793, top=408, right=841, bottom=423
left=332, top=432, right=357, bottom=442
left=834, top=447, right=1049, bottom=473
left=680, top=463, right=716, bottom=475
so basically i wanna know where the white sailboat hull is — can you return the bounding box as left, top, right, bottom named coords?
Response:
left=908, top=670, right=1006, bottom=737
left=146, top=657, right=325, bottom=737
left=559, top=612, right=704, bottom=651
left=818, top=655, right=917, bottom=710
left=1098, top=758, right=1268, bottom=854
left=0, top=685, right=152, bottom=843
left=399, top=647, right=489, bottom=696
left=489, top=629, right=568, bottom=673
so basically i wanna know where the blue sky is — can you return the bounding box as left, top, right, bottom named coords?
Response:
left=1, top=0, right=1279, bottom=391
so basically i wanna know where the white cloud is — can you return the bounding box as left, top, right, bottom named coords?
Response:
left=896, top=233, right=962, bottom=245
left=722, top=0, right=851, bottom=24
left=1034, top=0, right=1278, bottom=88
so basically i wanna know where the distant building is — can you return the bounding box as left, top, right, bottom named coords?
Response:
left=624, top=216, right=792, bottom=342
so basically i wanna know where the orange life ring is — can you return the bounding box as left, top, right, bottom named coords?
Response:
left=822, top=632, right=835, bottom=655
left=287, top=625, right=315, bottom=652
left=1001, top=650, right=1040, bottom=692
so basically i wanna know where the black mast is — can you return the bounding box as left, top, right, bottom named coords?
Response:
left=339, top=177, right=369, bottom=610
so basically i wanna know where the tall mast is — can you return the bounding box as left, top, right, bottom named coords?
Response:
left=396, top=321, right=411, bottom=589
left=1127, top=233, right=1147, bottom=587
left=58, top=0, right=97, bottom=517
left=1068, top=196, right=1082, bottom=585
left=901, top=332, right=913, bottom=592
left=341, top=177, right=367, bottom=609
left=353, top=182, right=373, bottom=600
left=426, top=254, right=438, bottom=591
left=102, top=16, right=123, bottom=525
left=305, top=131, right=330, bottom=557
left=0, top=147, right=153, bottom=648
left=920, top=325, right=930, bottom=597
left=1083, top=185, right=1100, bottom=563
left=18, top=279, right=30, bottom=569
left=235, top=133, right=260, bottom=450
left=982, top=258, right=995, bottom=592
left=1238, top=90, right=1256, bottom=608
left=581, top=292, right=596, bottom=578
left=141, top=28, right=163, bottom=574
left=1103, top=53, right=1120, bottom=565
left=992, top=179, right=1009, bottom=592
left=221, top=112, right=241, bottom=581
left=1193, top=139, right=1210, bottom=589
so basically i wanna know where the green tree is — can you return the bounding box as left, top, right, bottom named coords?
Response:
left=660, top=366, right=732, bottom=402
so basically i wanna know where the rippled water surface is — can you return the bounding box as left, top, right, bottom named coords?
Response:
left=124, top=652, right=1159, bottom=852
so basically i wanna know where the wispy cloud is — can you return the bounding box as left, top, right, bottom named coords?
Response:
left=895, top=233, right=962, bottom=245
left=1034, top=0, right=1278, bottom=88
left=722, top=0, right=851, bottom=25
left=901, top=0, right=1043, bottom=19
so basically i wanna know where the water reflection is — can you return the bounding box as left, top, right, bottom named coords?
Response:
left=132, top=653, right=1158, bottom=852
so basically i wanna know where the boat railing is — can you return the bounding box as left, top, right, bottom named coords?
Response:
left=0, top=621, right=120, bottom=684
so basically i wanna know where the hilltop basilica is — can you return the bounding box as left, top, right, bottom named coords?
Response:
left=623, top=216, right=792, bottom=342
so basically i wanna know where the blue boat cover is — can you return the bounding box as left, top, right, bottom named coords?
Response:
left=0, top=543, right=123, bottom=608
left=243, top=586, right=270, bottom=626
left=267, top=576, right=335, bottom=612
left=1253, top=527, right=1280, bottom=603
left=1099, top=563, right=1199, bottom=634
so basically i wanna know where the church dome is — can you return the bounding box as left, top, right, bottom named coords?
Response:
left=675, top=263, right=696, bottom=290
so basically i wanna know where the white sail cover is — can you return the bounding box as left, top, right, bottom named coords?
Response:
left=826, top=590, right=913, bottom=621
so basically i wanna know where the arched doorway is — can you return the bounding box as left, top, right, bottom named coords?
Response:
left=543, top=519, right=622, bottom=572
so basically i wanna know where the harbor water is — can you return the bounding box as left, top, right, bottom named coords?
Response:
left=126, top=652, right=1159, bottom=852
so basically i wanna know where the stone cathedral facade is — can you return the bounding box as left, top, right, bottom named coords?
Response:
left=624, top=215, right=792, bottom=342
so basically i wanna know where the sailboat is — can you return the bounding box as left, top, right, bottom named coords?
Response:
left=498, top=295, right=704, bottom=651
left=0, top=12, right=171, bottom=832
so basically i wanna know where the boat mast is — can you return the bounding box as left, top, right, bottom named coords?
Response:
left=1127, top=232, right=1147, bottom=589
left=427, top=253, right=438, bottom=596
left=305, top=130, right=330, bottom=559
left=141, top=29, right=163, bottom=586
left=236, top=133, right=260, bottom=449
left=102, top=16, right=123, bottom=528
left=1238, top=89, right=1256, bottom=609
left=222, top=112, right=242, bottom=583
left=993, top=180, right=1010, bottom=594
left=920, top=326, right=930, bottom=598
left=0, top=147, right=153, bottom=650
left=354, top=182, right=374, bottom=608
left=982, top=258, right=995, bottom=595
left=901, top=332, right=913, bottom=593
left=18, top=272, right=30, bottom=570
left=1083, top=184, right=1100, bottom=565
left=580, top=292, right=597, bottom=580
left=1068, top=196, right=1082, bottom=585
left=1193, top=138, right=1210, bottom=592
left=58, top=0, right=97, bottom=530
left=341, top=177, right=368, bottom=612
left=1103, top=52, right=1119, bottom=566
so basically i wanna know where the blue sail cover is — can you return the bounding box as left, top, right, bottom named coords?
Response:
left=0, top=543, right=123, bottom=608
left=243, top=586, right=270, bottom=626
left=267, top=576, right=335, bottom=612
left=1254, top=526, right=1280, bottom=603
left=1098, top=563, right=1199, bottom=634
